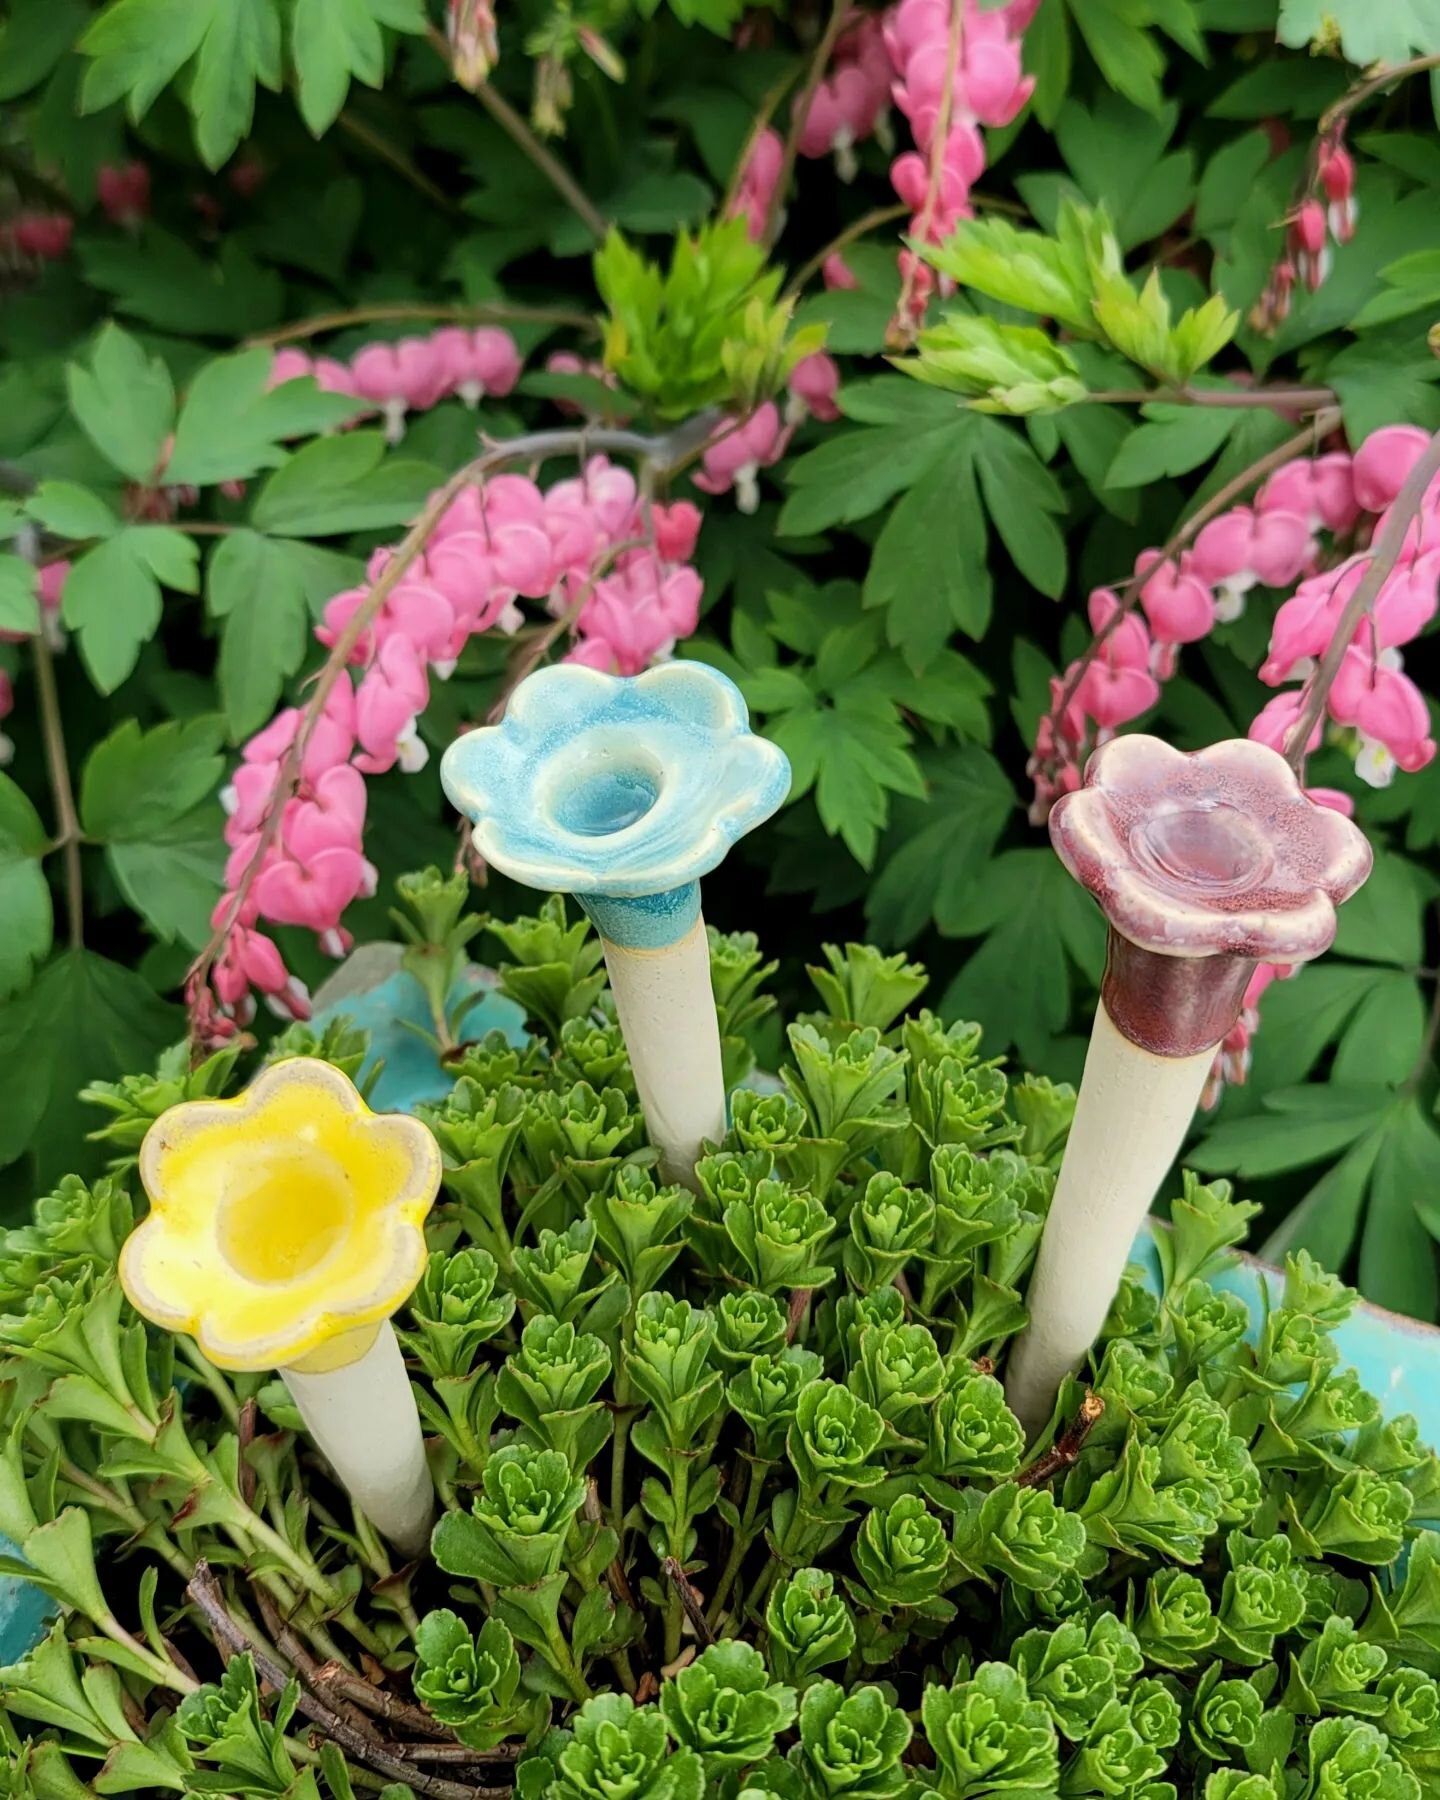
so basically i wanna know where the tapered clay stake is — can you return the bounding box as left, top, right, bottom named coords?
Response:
left=441, top=661, right=790, bottom=1189
left=1004, top=735, right=1371, bottom=1435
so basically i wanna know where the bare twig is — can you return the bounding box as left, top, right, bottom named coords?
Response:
left=396, top=1743, right=524, bottom=1764
left=31, top=630, right=83, bottom=949
left=314, top=1662, right=450, bottom=1738
left=1084, top=384, right=1338, bottom=413
left=765, top=0, right=854, bottom=248
left=1282, top=427, right=1440, bottom=771
left=1035, top=408, right=1342, bottom=779
left=723, top=66, right=806, bottom=220
left=662, top=1558, right=716, bottom=1649
left=253, top=1585, right=384, bottom=1743
left=188, top=1565, right=506, bottom=1800
left=1014, top=1393, right=1104, bottom=1487
left=246, top=300, right=597, bottom=349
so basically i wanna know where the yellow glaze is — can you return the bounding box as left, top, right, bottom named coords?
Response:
left=120, top=1059, right=442, bottom=1372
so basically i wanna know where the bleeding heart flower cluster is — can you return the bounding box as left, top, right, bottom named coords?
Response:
left=0, top=211, right=73, bottom=263
left=207, top=459, right=704, bottom=1036
left=886, top=0, right=1038, bottom=334
left=793, top=13, right=894, bottom=181
left=695, top=353, right=842, bottom=513
left=267, top=325, right=524, bottom=442
left=1032, top=424, right=1439, bottom=1106
left=1253, top=131, right=1357, bottom=330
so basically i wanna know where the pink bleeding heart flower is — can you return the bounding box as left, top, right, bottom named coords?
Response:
left=1373, top=552, right=1440, bottom=648
left=481, top=473, right=546, bottom=529
left=255, top=846, right=368, bottom=930
left=1317, top=138, right=1357, bottom=241
left=281, top=764, right=368, bottom=861
left=98, top=162, right=151, bottom=227
left=694, top=404, right=791, bottom=513
left=823, top=253, right=859, bottom=290
left=490, top=522, right=555, bottom=598
left=379, top=579, right=459, bottom=666
left=653, top=500, right=702, bottom=563
left=787, top=351, right=842, bottom=424
left=223, top=761, right=283, bottom=835
left=566, top=635, right=620, bottom=671
left=1136, top=552, right=1216, bottom=647
left=728, top=127, right=784, bottom=240
left=956, top=34, right=1033, bottom=128
left=1073, top=659, right=1159, bottom=730
left=1352, top=424, right=1433, bottom=513
left=1328, top=647, right=1436, bottom=783
left=424, top=532, right=514, bottom=637
left=6, top=213, right=73, bottom=260
left=349, top=339, right=448, bottom=440
left=354, top=636, right=431, bottom=774
left=1250, top=689, right=1321, bottom=756
left=577, top=458, right=639, bottom=537
left=267, top=347, right=315, bottom=388
left=1306, top=786, right=1355, bottom=817
left=431, top=326, right=522, bottom=406
left=316, top=587, right=373, bottom=663
left=312, top=356, right=360, bottom=401
left=1087, top=587, right=1152, bottom=671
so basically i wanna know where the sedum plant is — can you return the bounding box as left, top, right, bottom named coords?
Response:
left=3, top=885, right=1440, bottom=1800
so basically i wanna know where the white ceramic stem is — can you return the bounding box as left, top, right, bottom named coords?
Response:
left=281, top=1320, right=433, bottom=1558
left=600, top=915, right=726, bottom=1190
left=1004, top=1002, right=1214, bottom=1435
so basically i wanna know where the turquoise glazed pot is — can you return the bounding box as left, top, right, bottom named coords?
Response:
left=4, top=990, right=1437, bottom=1661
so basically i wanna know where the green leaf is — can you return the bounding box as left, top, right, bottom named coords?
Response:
left=165, top=350, right=361, bottom=486
left=1192, top=1086, right=1393, bottom=1177
left=1260, top=1126, right=1385, bottom=1270
left=61, top=528, right=200, bottom=693
left=80, top=715, right=226, bottom=842
left=939, top=849, right=1106, bottom=1063
left=1277, top=0, right=1440, bottom=64
left=1065, top=0, right=1168, bottom=114
left=0, top=554, right=40, bottom=636
left=1353, top=250, right=1440, bottom=330
left=250, top=432, right=441, bottom=536
left=0, top=949, right=180, bottom=1183
left=1106, top=406, right=1238, bottom=487
left=866, top=748, right=1016, bottom=944
left=65, top=324, right=175, bottom=484
left=108, top=806, right=225, bottom=948
left=769, top=696, right=926, bottom=869
left=1364, top=1101, right=1440, bottom=1318
left=1054, top=94, right=1194, bottom=247
left=77, top=230, right=284, bottom=338
left=0, top=0, right=88, bottom=102
left=292, top=0, right=424, bottom=136
left=778, top=382, right=967, bottom=536
left=1332, top=971, right=1427, bottom=1088
left=208, top=530, right=325, bottom=736
left=25, top=482, right=121, bottom=542
left=974, top=425, right=1068, bottom=597
left=79, top=0, right=211, bottom=119
left=23, top=1509, right=109, bottom=1618
left=864, top=438, right=992, bottom=670
left=1244, top=962, right=1375, bottom=1091
left=1332, top=849, right=1429, bottom=967
left=0, top=771, right=53, bottom=999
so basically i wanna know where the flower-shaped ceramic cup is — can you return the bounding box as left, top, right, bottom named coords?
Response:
left=120, top=1058, right=443, bottom=1554
left=1005, top=735, right=1371, bottom=1433
left=441, top=661, right=790, bottom=1187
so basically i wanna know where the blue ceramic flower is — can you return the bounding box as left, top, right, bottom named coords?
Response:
left=440, top=662, right=790, bottom=947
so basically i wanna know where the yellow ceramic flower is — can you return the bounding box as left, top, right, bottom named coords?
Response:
left=120, top=1058, right=442, bottom=1372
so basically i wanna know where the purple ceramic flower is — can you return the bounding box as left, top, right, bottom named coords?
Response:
left=1050, top=735, right=1371, bottom=1055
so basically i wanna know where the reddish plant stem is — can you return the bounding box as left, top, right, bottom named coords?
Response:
left=1035, top=408, right=1341, bottom=781
left=1317, top=51, right=1440, bottom=140
left=889, top=0, right=965, bottom=346
left=1085, top=384, right=1337, bottom=412
left=247, top=300, right=596, bottom=349
left=764, top=0, right=854, bottom=249
left=782, top=203, right=910, bottom=300
left=31, top=629, right=84, bottom=949
left=1282, top=428, right=1440, bottom=772
left=1014, top=1392, right=1103, bottom=1487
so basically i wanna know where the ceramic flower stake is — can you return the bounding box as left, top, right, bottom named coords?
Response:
left=120, top=1058, right=443, bottom=1556
left=1005, top=735, right=1371, bottom=1434
left=441, top=661, right=790, bottom=1187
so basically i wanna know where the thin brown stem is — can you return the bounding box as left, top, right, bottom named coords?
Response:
left=314, top=1663, right=451, bottom=1738
left=1014, top=1393, right=1104, bottom=1486
left=335, top=111, right=463, bottom=214
left=396, top=1744, right=522, bottom=1764
left=765, top=0, right=854, bottom=248
left=1283, top=428, right=1440, bottom=772
left=247, top=300, right=596, bottom=350
left=31, top=630, right=83, bottom=949
left=1318, top=52, right=1440, bottom=139
left=422, top=26, right=607, bottom=241
left=1036, top=408, right=1341, bottom=778
left=723, top=67, right=805, bottom=220
left=253, top=1585, right=384, bottom=1743
left=782, top=203, right=909, bottom=300
left=188, top=1565, right=506, bottom=1800
left=1084, top=384, right=1338, bottom=412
